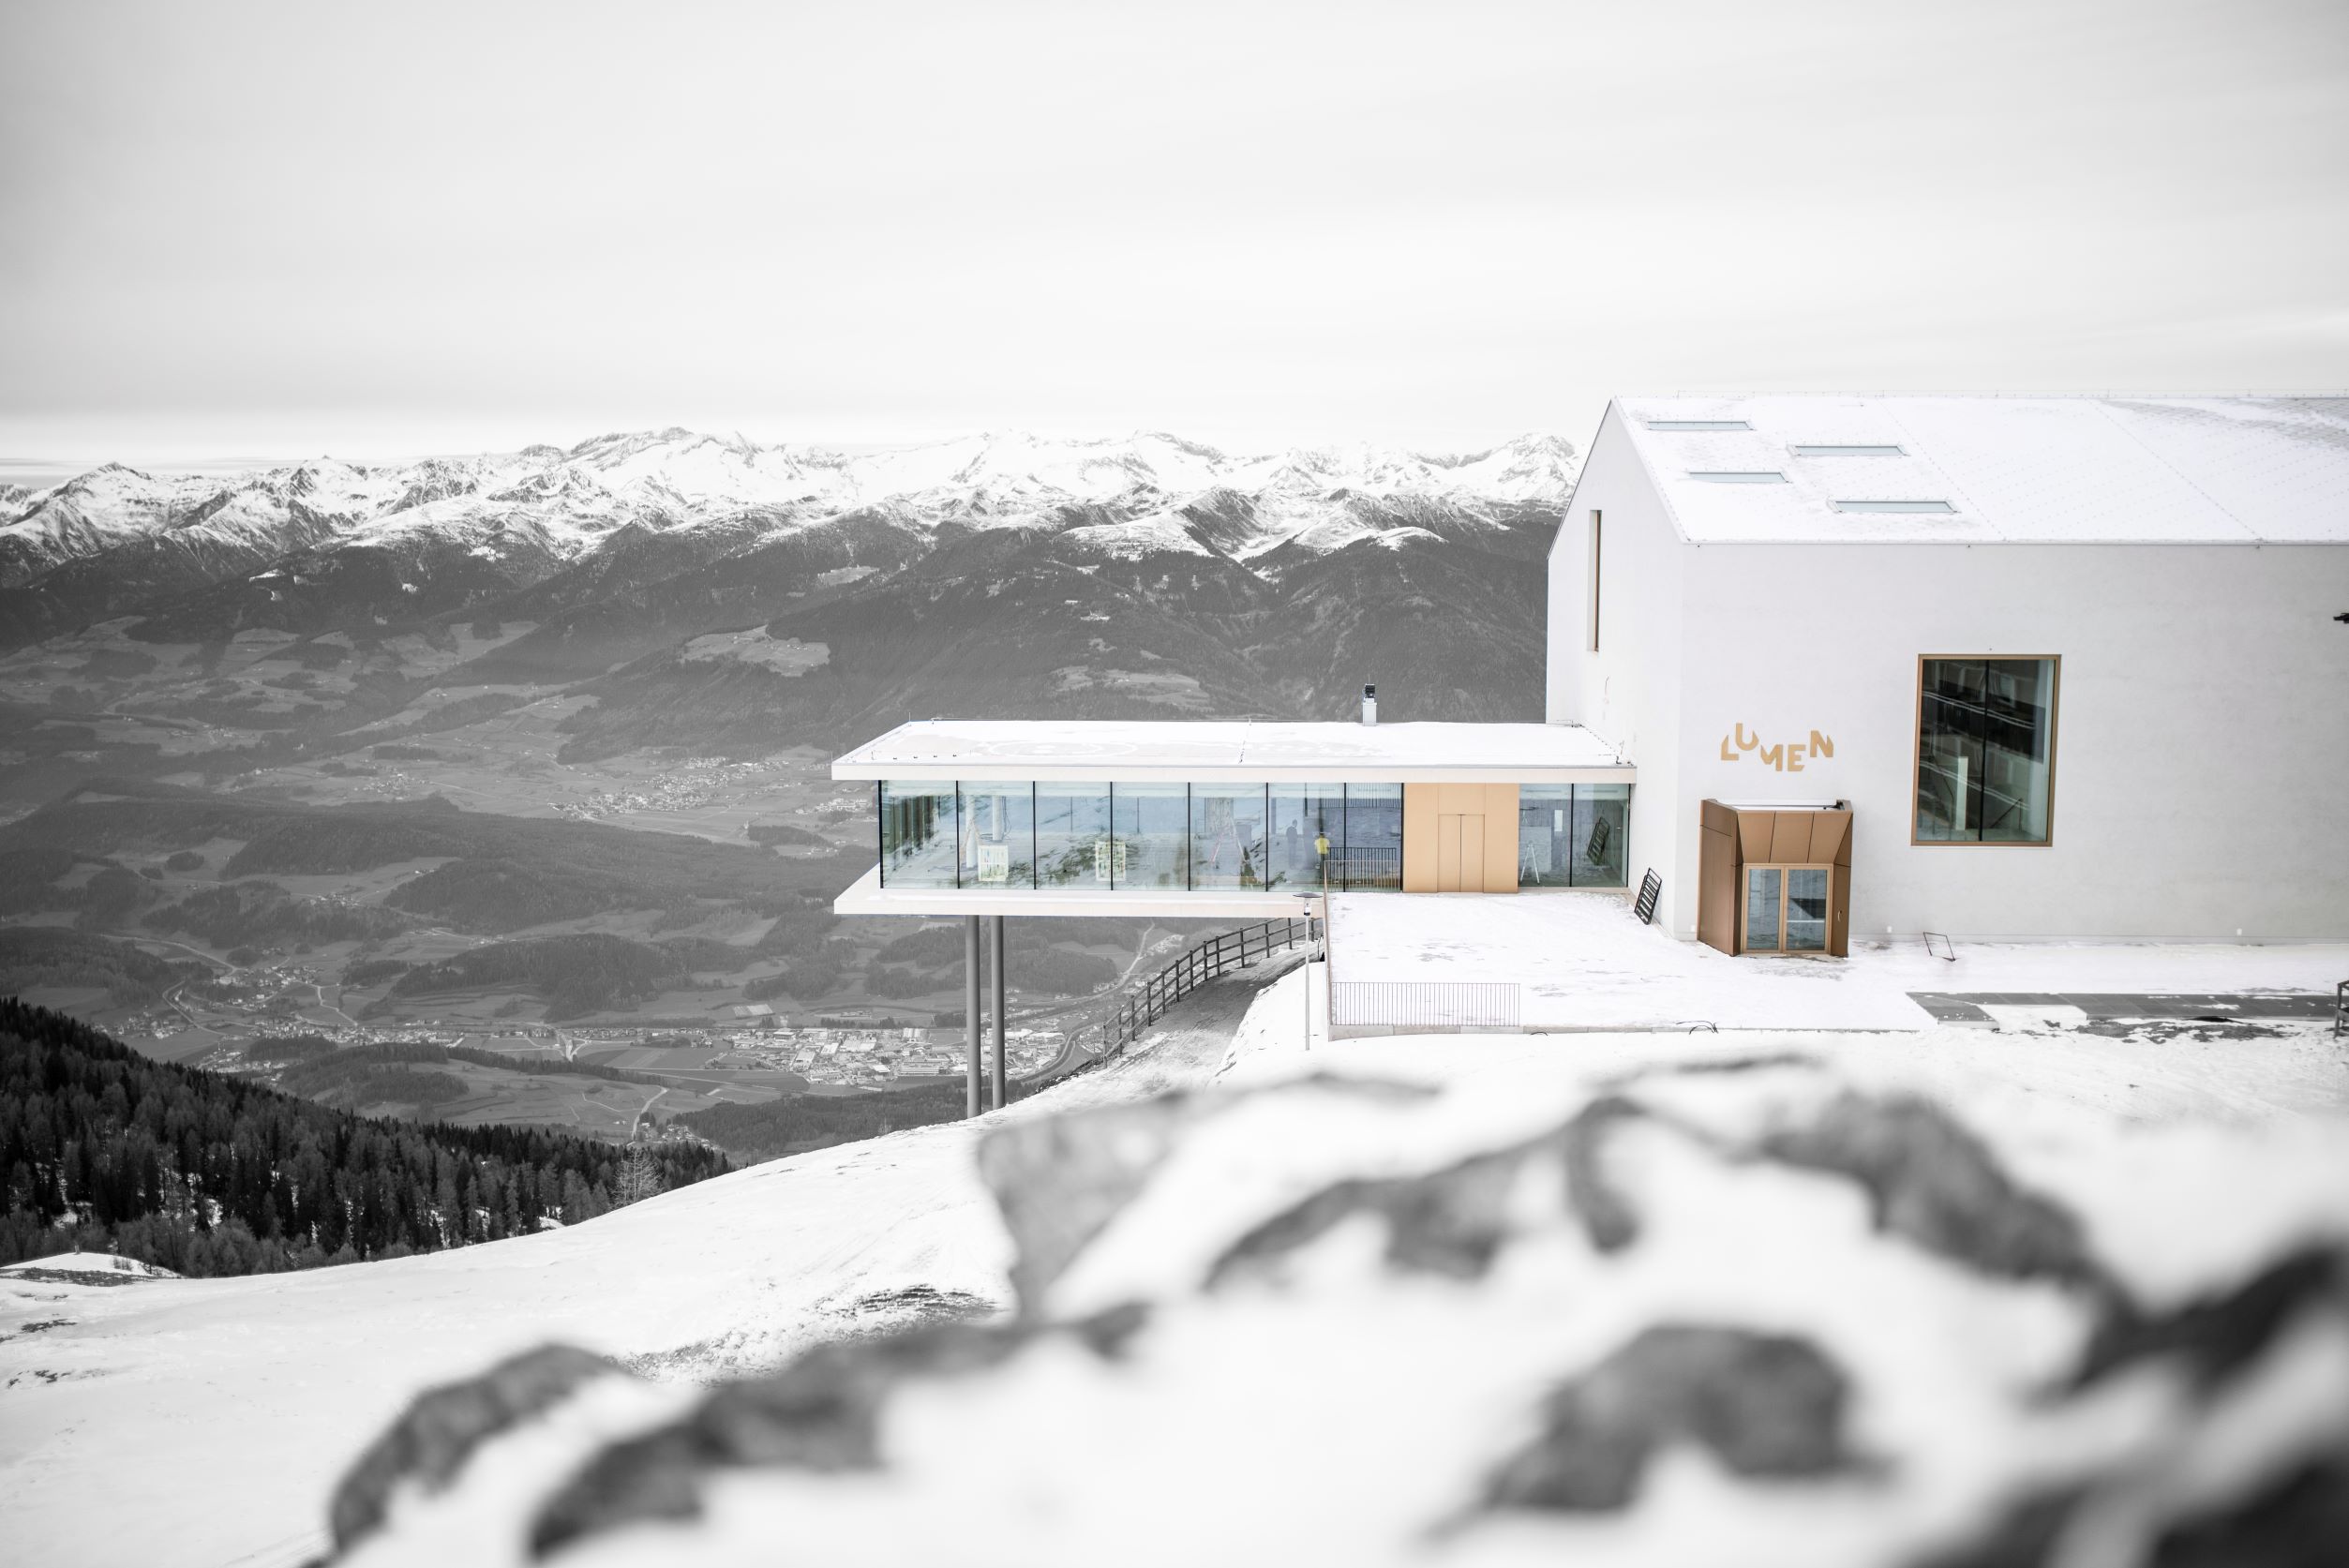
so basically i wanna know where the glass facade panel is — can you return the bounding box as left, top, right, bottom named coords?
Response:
left=874, top=776, right=1628, bottom=896
left=1518, top=784, right=1575, bottom=888
left=1189, top=784, right=1267, bottom=889
left=879, top=780, right=958, bottom=888
left=1917, top=657, right=2056, bottom=844
left=1516, top=784, right=1630, bottom=889
left=1342, top=784, right=1404, bottom=889
left=1571, top=784, right=1631, bottom=888
left=1111, top=783, right=1189, bottom=889
left=957, top=783, right=1035, bottom=889
left=1787, top=868, right=1829, bottom=950
left=1745, top=867, right=1781, bottom=950
left=1266, top=784, right=1344, bottom=889
left=1035, top=784, right=1113, bottom=888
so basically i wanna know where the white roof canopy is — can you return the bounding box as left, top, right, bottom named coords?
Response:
left=1611, top=395, right=2349, bottom=545
left=834, top=719, right=1633, bottom=784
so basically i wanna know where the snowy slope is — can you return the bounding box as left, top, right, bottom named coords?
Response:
left=5, top=964, right=2344, bottom=1568
left=318, top=1005, right=2349, bottom=1568
left=0, top=1122, right=1010, bottom=1568
left=0, top=995, right=1264, bottom=1568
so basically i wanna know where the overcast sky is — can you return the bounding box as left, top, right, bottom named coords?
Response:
left=3, top=0, right=2345, bottom=470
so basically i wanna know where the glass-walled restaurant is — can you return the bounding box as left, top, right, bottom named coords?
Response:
left=878, top=779, right=1629, bottom=893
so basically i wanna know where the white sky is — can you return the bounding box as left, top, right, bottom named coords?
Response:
left=2, top=0, right=2345, bottom=470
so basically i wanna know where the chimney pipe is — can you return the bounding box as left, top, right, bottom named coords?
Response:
left=1361, top=683, right=1378, bottom=725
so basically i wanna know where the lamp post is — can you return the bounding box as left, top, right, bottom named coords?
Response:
left=1301, top=829, right=1333, bottom=1049
left=1315, top=831, right=1336, bottom=1045
left=1293, top=890, right=1318, bottom=1048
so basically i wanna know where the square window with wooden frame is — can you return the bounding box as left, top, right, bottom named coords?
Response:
left=1912, top=656, right=2058, bottom=845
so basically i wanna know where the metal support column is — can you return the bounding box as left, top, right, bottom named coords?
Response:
left=963, top=915, right=981, bottom=1119
left=989, top=915, right=1008, bottom=1110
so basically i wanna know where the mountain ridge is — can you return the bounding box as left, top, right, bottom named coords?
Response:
left=0, top=429, right=1573, bottom=799
left=1, top=429, right=1578, bottom=603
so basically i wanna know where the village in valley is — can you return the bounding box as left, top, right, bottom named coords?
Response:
left=115, top=955, right=1071, bottom=1093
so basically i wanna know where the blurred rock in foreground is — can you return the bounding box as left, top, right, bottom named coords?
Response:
left=322, top=1057, right=2349, bottom=1568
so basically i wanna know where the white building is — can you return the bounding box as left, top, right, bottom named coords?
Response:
left=1547, top=395, right=2349, bottom=945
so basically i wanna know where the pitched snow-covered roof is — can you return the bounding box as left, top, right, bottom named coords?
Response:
left=834, top=719, right=1632, bottom=783
left=1608, top=396, right=2349, bottom=545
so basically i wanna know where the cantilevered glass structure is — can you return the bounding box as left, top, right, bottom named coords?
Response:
left=833, top=720, right=1637, bottom=915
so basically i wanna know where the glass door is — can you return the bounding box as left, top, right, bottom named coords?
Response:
left=1742, top=864, right=1833, bottom=954
left=1743, top=867, right=1781, bottom=951
left=1787, top=868, right=1830, bottom=951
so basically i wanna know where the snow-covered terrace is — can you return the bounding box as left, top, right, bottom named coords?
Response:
left=1327, top=892, right=2349, bottom=1035
left=833, top=719, right=1634, bottom=784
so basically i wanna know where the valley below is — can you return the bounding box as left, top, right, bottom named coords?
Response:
left=0, top=428, right=1566, bottom=1160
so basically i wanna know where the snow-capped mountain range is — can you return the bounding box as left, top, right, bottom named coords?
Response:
left=0, top=428, right=1574, bottom=767
left=0, top=430, right=1578, bottom=592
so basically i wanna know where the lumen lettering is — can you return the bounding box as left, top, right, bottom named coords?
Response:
left=1718, top=726, right=1834, bottom=772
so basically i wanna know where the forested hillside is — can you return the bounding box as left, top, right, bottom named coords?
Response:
left=388, top=933, right=704, bottom=1018
left=0, top=999, right=727, bottom=1276
left=673, top=1080, right=969, bottom=1161
left=0, top=928, right=201, bottom=1006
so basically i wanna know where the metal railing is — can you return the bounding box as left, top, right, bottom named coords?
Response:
left=1319, top=855, right=1401, bottom=889
left=1081, top=917, right=1319, bottom=1061
left=1330, top=980, right=1521, bottom=1032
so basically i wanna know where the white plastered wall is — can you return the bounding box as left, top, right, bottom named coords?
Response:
left=1547, top=403, right=1688, bottom=924
left=1671, top=540, right=2349, bottom=939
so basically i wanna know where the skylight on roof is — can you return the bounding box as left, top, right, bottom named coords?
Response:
left=1790, top=444, right=1905, bottom=457
left=1645, top=419, right=1751, bottom=431
left=1686, top=471, right=1788, bottom=485
left=1830, top=500, right=1956, bottom=514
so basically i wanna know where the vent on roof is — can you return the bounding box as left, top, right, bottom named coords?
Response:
left=1790, top=444, right=1905, bottom=457
left=1686, top=471, right=1788, bottom=485
left=1830, top=500, right=1956, bottom=514
left=1646, top=419, right=1750, bottom=431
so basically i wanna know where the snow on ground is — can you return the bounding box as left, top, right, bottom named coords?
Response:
left=1333, top=893, right=1931, bottom=1031
left=1847, top=934, right=2349, bottom=994
left=0, top=1131, right=1006, bottom=1568
left=6, top=932, right=2345, bottom=1568
left=0, top=965, right=1294, bottom=1568
left=1330, top=892, right=2349, bottom=1034
left=0, top=1252, right=180, bottom=1283
left=262, top=970, right=2349, bottom=1568
left=1232, top=962, right=2349, bottom=1130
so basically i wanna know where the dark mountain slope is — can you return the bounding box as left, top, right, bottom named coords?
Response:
left=0, top=780, right=863, bottom=916
left=458, top=505, right=935, bottom=687
left=543, top=500, right=1555, bottom=756
left=0, top=999, right=726, bottom=1275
